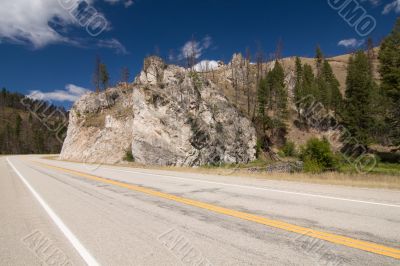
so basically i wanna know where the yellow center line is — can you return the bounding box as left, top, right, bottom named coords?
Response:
left=32, top=160, right=400, bottom=260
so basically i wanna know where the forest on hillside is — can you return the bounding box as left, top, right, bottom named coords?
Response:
left=252, top=18, right=400, bottom=173
left=0, top=88, right=68, bottom=154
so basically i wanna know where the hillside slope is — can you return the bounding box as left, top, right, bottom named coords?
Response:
left=199, top=49, right=380, bottom=147
left=0, top=89, right=68, bottom=154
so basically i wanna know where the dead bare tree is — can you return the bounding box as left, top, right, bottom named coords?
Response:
left=231, top=58, right=238, bottom=107
left=275, top=37, right=284, bottom=61
left=186, top=35, right=198, bottom=70
left=245, top=47, right=252, bottom=116
left=121, top=67, right=130, bottom=89
left=92, top=55, right=101, bottom=93
left=168, top=49, right=175, bottom=65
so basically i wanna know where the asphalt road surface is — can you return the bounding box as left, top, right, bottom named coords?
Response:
left=1, top=155, right=400, bottom=265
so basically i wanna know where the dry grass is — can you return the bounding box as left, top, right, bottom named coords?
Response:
left=146, top=166, right=400, bottom=190
left=82, top=113, right=106, bottom=128
left=43, top=155, right=400, bottom=190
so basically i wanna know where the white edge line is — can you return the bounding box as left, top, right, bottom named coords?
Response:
left=99, top=167, right=400, bottom=209
left=7, top=157, right=100, bottom=266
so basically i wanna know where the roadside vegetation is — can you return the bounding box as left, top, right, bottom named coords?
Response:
left=251, top=18, right=400, bottom=179
left=190, top=19, right=400, bottom=187
left=123, top=149, right=135, bottom=162
left=0, top=89, right=68, bottom=154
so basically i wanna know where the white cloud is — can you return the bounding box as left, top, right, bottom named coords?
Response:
left=97, top=38, right=128, bottom=54
left=124, top=0, right=135, bottom=8
left=28, top=84, right=90, bottom=102
left=382, top=0, right=400, bottom=14
left=193, top=60, right=220, bottom=72
left=0, top=0, right=94, bottom=48
left=104, top=0, right=135, bottom=8
left=0, top=0, right=129, bottom=52
left=1, top=0, right=71, bottom=47
left=338, top=38, right=365, bottom=48
left=361, top=0, right=381, bottom=6
left=177, top=36, right=213, bottom=61
left=202, top=36, right=212, bottom=49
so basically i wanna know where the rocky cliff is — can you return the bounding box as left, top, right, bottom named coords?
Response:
left=60, top=56, right=257, bottom=166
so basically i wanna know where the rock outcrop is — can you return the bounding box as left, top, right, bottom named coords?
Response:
left=60, top=87, right=134, bottom=164
left=60, top=56, right=257, bottom=166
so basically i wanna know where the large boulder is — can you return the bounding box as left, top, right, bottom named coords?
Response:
left=60, top=57, right=257, bottom=166
left=60, top=87, right=134, bottom=164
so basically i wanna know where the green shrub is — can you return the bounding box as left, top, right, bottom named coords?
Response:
left=281, top=141, right=297, bottom=157
left=300, top=138, right=338, bottom=173
left=303, top=159, right=324, bottom=173
left=376, top=152, right=400, bottom=164
left=123, top=149, right=134, bottom=162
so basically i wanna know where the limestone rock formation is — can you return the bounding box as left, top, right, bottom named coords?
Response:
left=60, top=57, right=257, bottom=166
left=60, top=87, right=134, bottom=164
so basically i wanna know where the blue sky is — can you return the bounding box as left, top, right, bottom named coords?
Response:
left=0, top=0, right=399, bottom=107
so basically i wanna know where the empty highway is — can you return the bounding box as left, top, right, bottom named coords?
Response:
left=1, top=155, right=400, bottom=265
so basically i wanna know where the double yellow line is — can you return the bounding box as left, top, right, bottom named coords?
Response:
left=35, top=161, right=400, bottom=260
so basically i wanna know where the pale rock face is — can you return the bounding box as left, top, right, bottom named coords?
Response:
left=60, top=88, right=134, bottom=165
left=131, top=76, right=256, bottom=166
left=60, top=57, right=257, bottom=166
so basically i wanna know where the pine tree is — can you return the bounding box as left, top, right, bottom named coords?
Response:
left=302, top=64, right=316, bottom=101
left=257, top=76, right=269, bottom=122
left=315, top=47, right=330, bottom=106
left=315, top=46, right=324, bottom=76
left=15, top=114, right=22, bottom=138
left=322, top=60, right=342, bottom=114
left=366, top=37, right=376, bottom=75
left=379, top=18, right=400, bottom=146
left=294, top=57, right=303, bottom=111
left=257, top=60, right=288, bottom=145
left=316, top=75, right=329, bottom=106
left=266, top=61, right=288, bottom=144
left=342, top=51, right=374, bottom=149
left=273, top=61, right=288, bottom=121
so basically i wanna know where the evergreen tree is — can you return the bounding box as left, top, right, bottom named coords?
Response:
left=257, top=60, right=288, bottom=145
left=257, top=76, right=269, bottom=123
left=315, top=46, right=324, bottom=76
left=302, top=64, right=316, bottom=101
left=379, top=18, right=400, bottom=146
left=342, top=51, right=374, bottom=149
left=272, top=61, right=288, bottom=121
left=294, top=57, right=303, bottom=111
left=322, top=60, right=342, bottom=114
left=15, top=114, right=22, bottom=138
left=267, top=61, right=288, bottom=144
left=315, top=47, right=325, bottom=103
left=316, top=74, right=329, bottom=106
left=315, top=47, right=330, bottom=107
left=366, top=37, right=376, bottom=74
